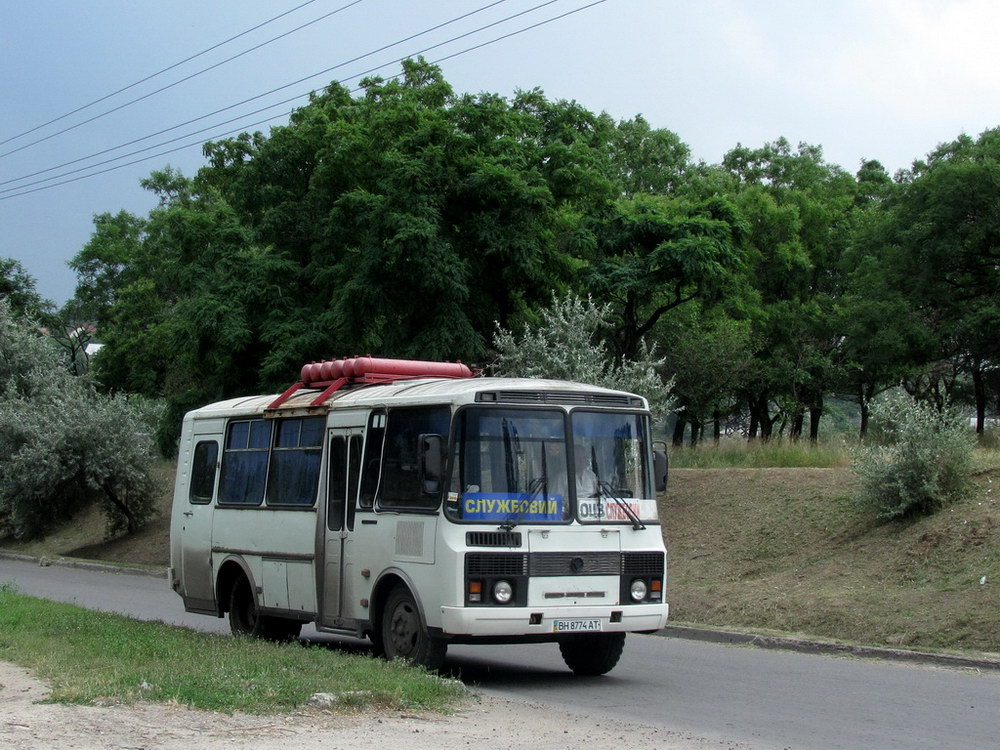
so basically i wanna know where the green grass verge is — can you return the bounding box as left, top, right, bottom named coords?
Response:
left=0, top=585, right=467, bottom=713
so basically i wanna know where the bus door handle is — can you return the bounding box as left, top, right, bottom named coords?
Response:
left=183, top=511, right=194, bottom=517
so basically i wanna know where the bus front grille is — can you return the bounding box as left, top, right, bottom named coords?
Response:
left=466, top=531, right=523, bottom=548
left=529, top=551, right=621, bottom=576
left=622, top=551, right=665, bottom=575
left=466, top=552, right=529, bottom=576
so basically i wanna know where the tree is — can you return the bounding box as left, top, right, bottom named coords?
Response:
left=493, top=293, right=673, bottom=420
left=660, top=308, right=755, bottom=446
left=889, top=129, right=1000, bottom=432
left=720, top=139, right=859, bottom=441
left=0, top=257, right=48, bottom=319
left=583, top=194, right=747, bottom=362
left=0, top=302, right=159, bottom=539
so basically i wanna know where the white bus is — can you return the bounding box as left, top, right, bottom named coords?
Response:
left=169, top=356, right=668, bottom=674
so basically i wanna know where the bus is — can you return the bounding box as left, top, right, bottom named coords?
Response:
left=168, top=356, right=668, bottom=675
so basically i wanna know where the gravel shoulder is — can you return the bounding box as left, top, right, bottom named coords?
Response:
left=0, top=661, right=743, bottom=750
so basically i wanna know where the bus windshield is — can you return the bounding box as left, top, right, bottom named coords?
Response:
left=571, top=411, right=658, bottom=524
left=445, top=407, right=658, bottom=525
left=446, top=407, right=571, bottom=524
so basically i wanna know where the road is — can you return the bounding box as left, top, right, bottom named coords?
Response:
left=3, top=557, right=999, bottom=750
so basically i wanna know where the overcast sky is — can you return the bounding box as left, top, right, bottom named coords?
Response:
left=2, top=0, right=998, bottom=306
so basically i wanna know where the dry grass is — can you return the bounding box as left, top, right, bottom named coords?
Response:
left=662, top=466, right=1000, bottom=654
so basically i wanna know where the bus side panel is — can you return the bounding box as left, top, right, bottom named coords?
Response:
left=212, top=508, right=319, bottom=617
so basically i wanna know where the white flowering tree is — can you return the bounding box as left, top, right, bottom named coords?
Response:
left=493, top=293, right=674, bottom=420
left=0, top=302, right=159, bottom=540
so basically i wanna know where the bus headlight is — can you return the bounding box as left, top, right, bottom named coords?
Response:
left=492, top=580, right=514, bottom=604
left=629, top=579, right=648, bottom=602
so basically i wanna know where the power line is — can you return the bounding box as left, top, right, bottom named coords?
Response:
left=0, top=0, right=609, bottom=202
left=0, top=0, right=516, bottom=189
left=0, top=0, right=324, bottom=148
left=0, top=0, right=369, bottom=160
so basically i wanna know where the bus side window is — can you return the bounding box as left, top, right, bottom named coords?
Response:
left=359, top=411, right=386, bottom=509
left=218, top=419, right=273, bottom=505
left=189, top=440, right=218, bottom=504
left=266, top=416, right=324, bottom=506
left=379, top=406, right=450, bottom=510
left=347, top=434, right=362, bottom=529
left=328, top=437, right=347, bottom=531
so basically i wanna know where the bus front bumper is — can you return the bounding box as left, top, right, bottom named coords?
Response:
left=439, top=602, right=668, bottom=637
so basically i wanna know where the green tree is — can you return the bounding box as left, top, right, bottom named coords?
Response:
left=660, top=308, right=754, bottom=446
left=0, top=257, right=48, bottom=319
left=890, top=130, right=1000, bottom=431
left=721, top=139, right=858, bottom=441
left=582, top=194, right=747, bottom=362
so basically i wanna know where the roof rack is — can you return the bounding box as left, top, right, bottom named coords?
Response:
left=268, top=356, right=476, bottom=409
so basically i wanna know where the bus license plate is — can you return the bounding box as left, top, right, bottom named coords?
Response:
left=552, top=618, right=602, bottom=633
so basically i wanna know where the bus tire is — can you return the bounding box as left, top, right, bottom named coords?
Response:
left=228, top=575, right=302, bottom=642
left=381, top=585, right=446, bottom=670
left=558, top=632, right=626, bottom=676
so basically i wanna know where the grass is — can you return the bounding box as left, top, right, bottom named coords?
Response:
left=668, top=437, right=851, bottom=469
left=0, top=585, right=467, bottom=713
left=662, top=463, right=1000, bottom=655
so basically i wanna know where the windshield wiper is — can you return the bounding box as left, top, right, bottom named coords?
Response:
left=499, top=475, right=547, bottom=531
left=597, top=480, right=646, bottom=531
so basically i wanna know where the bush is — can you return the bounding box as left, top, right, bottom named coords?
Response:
left=851, top=390, right=975, bottom=519
left=0, top=302, right=159, bottom=540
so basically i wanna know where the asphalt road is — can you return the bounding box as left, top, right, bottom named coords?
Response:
left=3, top=557, right=999, bottom=750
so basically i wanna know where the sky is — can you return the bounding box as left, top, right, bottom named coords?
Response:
left=2, top=0, right=999, bottom=306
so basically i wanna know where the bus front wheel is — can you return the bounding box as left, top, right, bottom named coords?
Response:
left=228, top=575, right=302, bottom=642
left=381, top=585, right=446, bottom=670
left=558, top=632, right=626, bottom=676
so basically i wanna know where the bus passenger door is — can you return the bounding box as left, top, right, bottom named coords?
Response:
left=177, top=436, right=220, bottom=612
left=320, top=430, right=362, bottom=624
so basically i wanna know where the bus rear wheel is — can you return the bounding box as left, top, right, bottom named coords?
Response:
left=558, top=632, right=626, bottom=675
left=381, top=585, right=446, bottom=670
left=228, top=575, right=302, bottom=642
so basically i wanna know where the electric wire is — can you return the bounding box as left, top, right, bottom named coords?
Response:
left=0, top=0, right=609, bottom=201
left=0, top=0, right=514, bottom=189
left=0, top=0, right=323, bottom=148
left=0, top=0, right=368, bottom=160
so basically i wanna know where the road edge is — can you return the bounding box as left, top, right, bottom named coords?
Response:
left=657, top=623, right=1000, bottom=672
left=0, top=550, right=167, bottom=579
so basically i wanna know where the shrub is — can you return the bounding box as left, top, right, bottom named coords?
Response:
left=851, top=390, right=975, bottom=519
left=0, top=302, right=159, bottom=539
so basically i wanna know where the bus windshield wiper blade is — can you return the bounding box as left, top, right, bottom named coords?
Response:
left=499, top=475, right=546, bottom=531
left=597, top=480, right=645, bottom=531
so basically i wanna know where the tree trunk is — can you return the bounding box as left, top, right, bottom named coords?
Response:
left=858, top=383, right=871, bottom=440
left=102, top=481, right=139, bottom=534
left=809, top=396, right=823, bottom=444
left=713, top=408, right=721, bottom=444
left=672, top=415, right=687, bottom=447
left=973, top=366, right=986, bottom=434
left=790, top=410, right=804, bottom=441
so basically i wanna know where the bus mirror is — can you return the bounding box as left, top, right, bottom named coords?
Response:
left=653, top=443, right=668, bottom=493
left=419, top=434, right=444, bottom=495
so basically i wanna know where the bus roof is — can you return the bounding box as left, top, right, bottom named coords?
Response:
left=185, top=377, right=649, bottom=419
